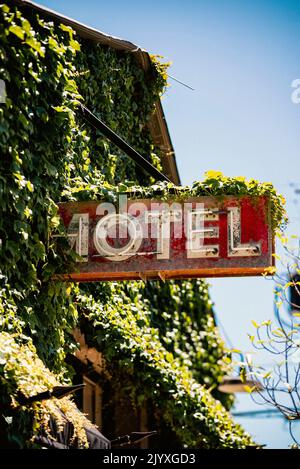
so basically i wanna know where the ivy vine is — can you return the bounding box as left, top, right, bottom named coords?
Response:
left=0, top=2, right=286, bottom=448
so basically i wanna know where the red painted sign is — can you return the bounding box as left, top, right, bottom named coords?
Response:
left=57, top=195, right=273, bottom=281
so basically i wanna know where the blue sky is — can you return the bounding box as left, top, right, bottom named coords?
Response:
left=38, top=0, right=300, bottom=447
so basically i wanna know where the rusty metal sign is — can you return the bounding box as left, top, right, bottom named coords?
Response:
left=57, top=195, right=274, bottom=281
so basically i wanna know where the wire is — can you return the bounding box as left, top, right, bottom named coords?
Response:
left=167, top=74, right=195, bottom=91
left=232, top=409, right=284, bottom=418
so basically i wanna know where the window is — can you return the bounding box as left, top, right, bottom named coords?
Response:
left=83, top=376, right=102, bottom=428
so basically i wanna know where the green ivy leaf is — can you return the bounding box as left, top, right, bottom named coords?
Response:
left=25, top=37, right=45, bottom=57
left=8, top=25, right=24, bottom=40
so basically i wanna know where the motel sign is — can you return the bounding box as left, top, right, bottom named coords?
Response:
left=57, top=195, right=273, bottom=281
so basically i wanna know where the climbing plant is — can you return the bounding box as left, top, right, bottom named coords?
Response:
left=0, top=1, right=286, bottom=448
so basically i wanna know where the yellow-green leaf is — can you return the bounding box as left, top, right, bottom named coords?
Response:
left=244, top=385, right=255, bottom=393
left=69, top=39, right=80, bottom=52
left=60, top=23, right=74, bottom=36
left=205, top=170, right=223, bottom=179
left=251, top=320, right=260, bottom=329
left=25, top=37, right=45, bottom=57
left=272, top=253, right=281, bottom=261
left=9, top=25, right=24, bottom=40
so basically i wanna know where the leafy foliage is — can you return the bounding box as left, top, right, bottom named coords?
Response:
left=76, top=281, right=251, bottom=448
left=0, top=2, right=269, bottom=448
left=61, top=171, right=287, bottom=234
left=0, top=329, right=93, bottom=448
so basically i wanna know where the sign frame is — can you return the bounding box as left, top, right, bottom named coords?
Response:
left=56, top=195, right=274, bottom=282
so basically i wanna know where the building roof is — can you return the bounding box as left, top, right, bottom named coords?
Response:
left=14, top=0, right=180, bottom=184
